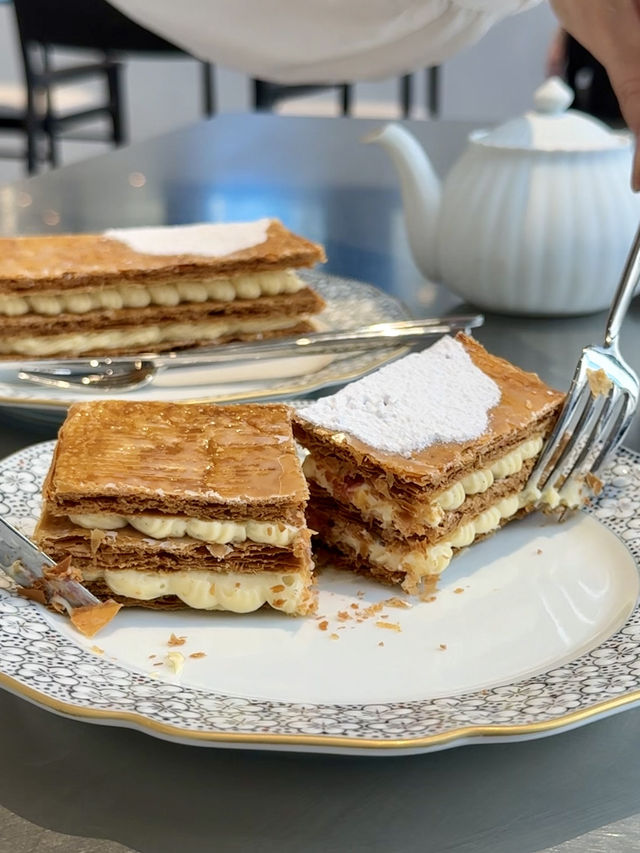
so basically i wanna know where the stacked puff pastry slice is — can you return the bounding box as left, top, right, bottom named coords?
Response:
left=35, top=401, right=316, bottom=615
left=0, top=219, right=325, bottom=358
left=293, top=335, right=566, bottom=595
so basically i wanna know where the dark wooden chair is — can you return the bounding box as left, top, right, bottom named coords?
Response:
left=2, top=0, right=215, bottom=173
left=399, top=67, right=441, bottom=119
left=254, top=70, right=439, bottom=120
left=252, top=80, right=352, bottom=114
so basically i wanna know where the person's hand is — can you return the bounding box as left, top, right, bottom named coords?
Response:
left=550, top=0, right=640, bottom=190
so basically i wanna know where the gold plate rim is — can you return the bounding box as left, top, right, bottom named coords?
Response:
left=2, top=669, right=639, bottom=752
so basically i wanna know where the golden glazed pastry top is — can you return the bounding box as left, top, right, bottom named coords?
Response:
left=293, top=334, right=565, bottom=489
left=44, top=401, right=309, bottom=514
left=0, top=220, right=326, bottom=293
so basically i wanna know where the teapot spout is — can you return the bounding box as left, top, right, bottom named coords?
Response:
left=364, top=123, right=442, bottom=281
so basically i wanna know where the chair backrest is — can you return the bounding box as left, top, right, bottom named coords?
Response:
left=13, top=0, right=182, bottom=53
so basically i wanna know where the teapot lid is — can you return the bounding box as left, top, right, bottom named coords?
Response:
left=474, top=77, right=630, bottom=152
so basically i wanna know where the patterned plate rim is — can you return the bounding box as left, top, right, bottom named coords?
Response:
left=1, top=441, right=640, bottom=754
left=0, top=272, right=411, bottom=412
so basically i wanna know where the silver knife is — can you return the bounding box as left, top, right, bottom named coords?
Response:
left=6, top=314, right=485, bottom=393
left=0, top=515, right=100, bottom=608
left=7, top=314, right=484, bottom=374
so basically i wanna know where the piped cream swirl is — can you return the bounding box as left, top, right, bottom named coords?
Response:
left=304, top=435, right=544, bottom=531
left=4, top=315, right=302, bottom=357
left=0, top=270, right=304, bottom=317
left=81, top=567, right=307, bottom=613
left=435, top=436, right=543, bottom=510
left=69, top=513, right=300, bottom=547
left=338, top=483, right=573, bottom=591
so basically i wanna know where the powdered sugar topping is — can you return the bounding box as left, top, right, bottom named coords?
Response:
left=300, top=336, right=501, bottom=456
left=103, top=219, right=271, bottom=257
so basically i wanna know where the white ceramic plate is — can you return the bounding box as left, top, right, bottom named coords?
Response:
left=0, top=272, right=410, bottom=426
left=1, top=441, right=640, bottom=756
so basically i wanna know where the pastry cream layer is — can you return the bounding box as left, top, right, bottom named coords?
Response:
left=5, top=315, right=302, bottom=357
left=338, top=483, right=575, bottom=591
left=0, top=270, right=304, bottom=317
left=535, top=478, right=584, bottom=511
left=69, top=512, right=300, bottom=546
left=435, top=436, right=543, bottom=509
left=303, top=435, right=544, bottom=530
left=81, top=567, right=307, bottom=613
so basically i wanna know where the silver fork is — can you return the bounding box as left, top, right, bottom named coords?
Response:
left=527, top=224, right=640, bottom=501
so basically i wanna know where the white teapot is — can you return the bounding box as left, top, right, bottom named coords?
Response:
left=365, top=78, right=640, bottom=315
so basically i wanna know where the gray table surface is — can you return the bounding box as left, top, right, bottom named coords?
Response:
left=0, top=113, right=639, bottom=853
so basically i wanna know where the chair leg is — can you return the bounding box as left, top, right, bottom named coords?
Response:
left=426, top=66, right=441, bottom=118
left=16, top=40, right=41, bottom=172
left=46, top=124, right=59, bottom=168
left=252, top=79, right=271, bottom=111
left=41, top=47, right=59, bottom=168
left=340, top=84, right=352, bottom=115
left=25, top=109, right=39, bottom=175
left=400, top=75, right=412, bottom=118
left=201, top=62, right=215, bottom=116
left=107, top=59, right=126, bottom=146
left=24, top=75, right=40, bottom=174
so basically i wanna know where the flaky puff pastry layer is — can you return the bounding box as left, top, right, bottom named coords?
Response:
left=0, top=220, right=326, bottom=294
left=0, top=289, right=324, bottom=336
left=293, top=334, right=565, bottom=496
left=35, top=510, right=313, bottom=575
left=43, top=401, right=309, bottom=519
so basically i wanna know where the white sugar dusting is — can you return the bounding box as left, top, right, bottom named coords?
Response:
left=104, top=219, right=271, bottom=257
left=301, top=337, right=501, bottom=456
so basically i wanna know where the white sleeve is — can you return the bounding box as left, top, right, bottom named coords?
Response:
left=455, top=0, right=539, bottom=10
left=109, top=0, right=541, bottom=84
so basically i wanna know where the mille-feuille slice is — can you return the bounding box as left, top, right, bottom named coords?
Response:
left=0, top=218, right=325, bottom=358
left=293, top=334, right=566, bottom=595
left=34, top=400, right=315, bottom=615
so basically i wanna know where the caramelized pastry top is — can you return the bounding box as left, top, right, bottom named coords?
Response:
left=0, top=220, right=325, bottom=293
left=45, top=401, right=308, bottom=513
left=294, top=334, right=564, bottom=488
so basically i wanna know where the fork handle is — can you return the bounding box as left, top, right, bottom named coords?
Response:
left=604, top=221, right=640, bottom=348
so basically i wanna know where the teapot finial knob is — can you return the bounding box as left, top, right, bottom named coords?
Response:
left=533, top=77, right=574, bottom=114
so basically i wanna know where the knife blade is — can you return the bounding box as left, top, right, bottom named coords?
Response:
left=0, top=515, right=100, bottom=605
left=0, top=516, right=121, bottom=635
left=0, top=314, right=485, bottom=378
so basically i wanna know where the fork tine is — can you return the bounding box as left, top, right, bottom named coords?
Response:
left=557, top=385, right=618, bottom=487
left=528, top=370, right=591, bottom=489
left=539, top=387, right=604, bottom=490
left=590, top=390, right=635, bottom=475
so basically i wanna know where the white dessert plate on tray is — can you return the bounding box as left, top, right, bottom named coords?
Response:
left=1, top=442, right=640, bottom=756
left=0, top=272, right=411, bottom=427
